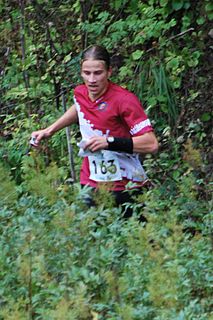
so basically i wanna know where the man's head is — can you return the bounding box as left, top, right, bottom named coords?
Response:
left=81, top=45, right=112, bottom=101
left=81, top=45, right=111, bottom=70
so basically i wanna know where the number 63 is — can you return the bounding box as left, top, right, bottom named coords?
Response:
left=93, top=159, right=117, bottom=174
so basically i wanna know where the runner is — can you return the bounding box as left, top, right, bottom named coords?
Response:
left=31, top=45, right=158, bottom=218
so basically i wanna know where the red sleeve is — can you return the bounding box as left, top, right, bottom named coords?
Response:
left=119, top=92, right=153, bottom=136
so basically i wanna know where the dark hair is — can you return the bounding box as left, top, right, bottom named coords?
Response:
left=81, top=45, right=111, bottom=70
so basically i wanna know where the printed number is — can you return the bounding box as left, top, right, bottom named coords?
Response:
left=101, top=160, right=107, bottom=174
left=92, top=160, right=98, bottom=174
left=92, top=159, right=117, bottom=175
left=107, top=160, right=117, bottom=174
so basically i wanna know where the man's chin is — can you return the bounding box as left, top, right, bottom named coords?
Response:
left=88, top=88, right=100, bottom=98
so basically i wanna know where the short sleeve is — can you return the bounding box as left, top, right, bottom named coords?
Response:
left=119, top=92, right=153, bottom=136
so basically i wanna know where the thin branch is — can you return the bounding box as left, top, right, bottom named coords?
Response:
left=145, top=28, right=195, bottom=54
left=61, top=88, right=76, bottom=182
left=168, top=27, right=195, bottom=41
left=19, top=0, right=30, bottom=90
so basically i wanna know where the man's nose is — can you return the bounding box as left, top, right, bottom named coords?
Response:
left=88, top=74, right=96, bottom=82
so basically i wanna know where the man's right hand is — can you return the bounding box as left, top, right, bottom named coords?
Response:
left=30, top=129, right=51, bottom=147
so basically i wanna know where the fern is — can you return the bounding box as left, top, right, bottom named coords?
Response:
left=21, top=152, right=65, bottom=204
left=0, top=162, right=18, bottom=206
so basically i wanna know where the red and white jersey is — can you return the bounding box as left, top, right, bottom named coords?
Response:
left=73, top=81, right=153, bottom=191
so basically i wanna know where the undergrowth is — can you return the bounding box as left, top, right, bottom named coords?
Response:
left=0, top=152, right=212, bottom=320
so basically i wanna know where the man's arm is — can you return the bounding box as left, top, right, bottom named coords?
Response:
left=31, top=104, right=78, bottom=146
left=84, top=131, right=158, bottom=154
left=132, top=132, right=158, bottom=154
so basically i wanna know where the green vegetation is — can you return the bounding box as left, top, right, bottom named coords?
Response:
left=0, top=155, right=212, bottom=319
left=0, top=0, right=212, bottom=319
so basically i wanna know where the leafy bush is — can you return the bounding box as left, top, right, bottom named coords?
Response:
left=0, top=160, right=212, bottom=319
left=0, top=1, right=212, bottom=318
left=0, top=162, right=18, bottom=206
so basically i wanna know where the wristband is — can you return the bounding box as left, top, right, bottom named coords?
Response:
left=106, top=136, right=133, bottom=154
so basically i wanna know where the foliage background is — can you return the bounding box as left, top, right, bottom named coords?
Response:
left=0, top=0, right=212, bottom=319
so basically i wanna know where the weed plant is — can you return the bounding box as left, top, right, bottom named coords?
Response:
left=0, top=154, right=212, bottom=320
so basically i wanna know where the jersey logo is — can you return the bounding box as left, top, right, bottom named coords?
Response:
left=97, top=101, right=108, bottom=111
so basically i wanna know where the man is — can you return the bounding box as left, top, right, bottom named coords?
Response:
left=31, top=45, right=158, bottom=217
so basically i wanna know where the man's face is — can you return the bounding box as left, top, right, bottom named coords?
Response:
left=81, top=59, right=112, bottom=101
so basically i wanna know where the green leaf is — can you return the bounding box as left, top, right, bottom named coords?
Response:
left=166, top=57, right=179, bottom=69
left=201, top=112, right=211, bottom=122
left=132, top=50, right=143, bottom=60
left=172, top=0, right=184, bottom=11
left=196, top=17, right=205, bottom=25
left=63, top=53, right=72, bottom=63
left=183, top=2, right=191, bottom=9
left=205, top=3, right=213, bottom=12
left=160, top=0, right=168, bottom=7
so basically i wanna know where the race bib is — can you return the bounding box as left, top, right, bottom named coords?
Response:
left=88, top=151, right=122, bottom=182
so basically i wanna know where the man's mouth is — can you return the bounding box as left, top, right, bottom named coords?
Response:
left=88, top=85, right=98, bottom=90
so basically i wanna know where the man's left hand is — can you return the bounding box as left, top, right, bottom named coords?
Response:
left=84, top=136, right=108, bottom=152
